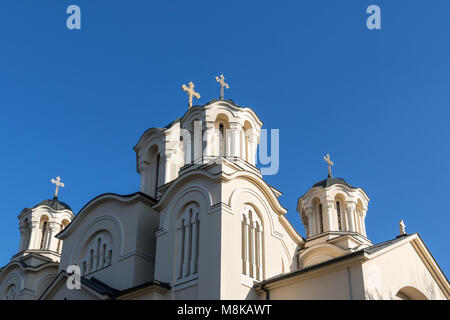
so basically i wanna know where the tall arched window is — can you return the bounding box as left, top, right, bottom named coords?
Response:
left=39, top=217, right=50, bottom=250
left=176, top=203, right=200, bottom=281
left=241, top=205, right=263, bottom=281
left=336, top=201, right=343, bottom=231
left=80, top=230, right=113, bottom=275
left=318, top=204, right=324, bottom=234
left=219, top=123, right=225, bottom=156
left=5, top=284, right=16, bottom=300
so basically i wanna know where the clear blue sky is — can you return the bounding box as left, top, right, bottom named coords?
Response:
left=0, top=1, right=449, bottom=276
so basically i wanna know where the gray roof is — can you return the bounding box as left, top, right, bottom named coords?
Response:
left=32, top=197, right=72, bottom=211
left=312, top=177, right=354, bottom=189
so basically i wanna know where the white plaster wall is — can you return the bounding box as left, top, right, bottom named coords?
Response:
left=362, top=241, right=446, bottom=300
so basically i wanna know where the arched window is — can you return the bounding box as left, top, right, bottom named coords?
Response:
left=5, top=284, right=16, bottom=300
left=241, top=205, right=263, bottom=281
left=80, top=230, right=113, bottom=275
left=176, top=203, right=200, bottom=281
left=336, top=201, right=343, bottom=231
left=39, top=217, right=50, bottom=250
left=56, top=220, right=70, bottom=253
left=219, top=123, right=225, bottom=156
left=318, top=204, right=324, bottom=234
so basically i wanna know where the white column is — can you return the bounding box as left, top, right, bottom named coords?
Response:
left=305, top=207, right=315, bottom=238
left=248, top=134, right=257, bottom=165
left=346, top=203, right=356, bottom=232
left=176, top=222, right=184, bottom=279
left=243, top=217, right=250, bottom=275
left=138, top=161, right=149, bottom=193
left=47, top=222, right=60, bottom=252
left=361, top=210, right=367, bottom=236
left=257, top=226, right=263, bottom=281
left=326, top=200, right=335, bottom=231
left=183, top=136, right=192, bottom=165
left=193, top=120, right=203, bottom=164
left=183, top=218, right=191, bottom=277
left=203, top=122, right=215, bottom=159
left=18, top=225, right=27, bottom=252
left=29, top=221, right=39, bottom=250
left=190, top=213, right=198, bottom=274
left=250, top=222, right=256, bottom=278
left=229, top=123, right=241, bottom=158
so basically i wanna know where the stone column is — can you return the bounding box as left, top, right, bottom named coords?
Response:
left=190, top=212, right=198, bottom=274
left=203, top=122, right=216, bottom=160
left=182, top=131, right=192, bottom=165
left=323, top=200, right=333, bottom=232
left=248, top=132, right=257, bottom=166
left=183, top=218, right=191, bottom=277
left=138, top=161, right=149, bottom=194
left=346, top=202, right=356, bottom=232
left=305, top=207, right=316, bottom=238
left=256, top=225, right=263, bottom=281
left=250, top=221, right=256, bottom=278
left=29, top=220, right=39, bottom=250
left=47, top=222, right=60, bottom=252
left=176, top=221, right=184, bottom=279
left=243, top=216, right=250, bottom=276
left=228, top=123, right=241, bottom=159
left=18, top=225, right=27, bottom=252
left=361, top=209, right=368, bottom=236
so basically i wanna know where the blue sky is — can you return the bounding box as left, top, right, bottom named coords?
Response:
left=0, top=1, right=449, bottom=276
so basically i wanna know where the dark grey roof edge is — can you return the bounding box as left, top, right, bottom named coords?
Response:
left=113, top=280, right=171, bottom=298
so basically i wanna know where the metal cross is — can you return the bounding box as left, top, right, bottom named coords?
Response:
left=215, top=74, right=229, bottom=99
left=51, top=176, right=65, bottom=198
left=181, top=81, right=200, bottom=108
left=323, top=154, right=334, bottom=177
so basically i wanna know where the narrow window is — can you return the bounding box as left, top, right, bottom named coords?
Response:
left=318, top=204, right=324, bottom=234
left=219, top=124, right=225, bottom=156
left=40, top=221, right=48, bottom=250
left=155, top=153, right=160, bottom=198
left=336, top=202, right=342, bottom=231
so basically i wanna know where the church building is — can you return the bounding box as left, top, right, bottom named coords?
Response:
left=0, top=76, right=448, bottom=300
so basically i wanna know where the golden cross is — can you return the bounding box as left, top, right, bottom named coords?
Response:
left=323, top=154, right=334, bottom=177
left=215, top=74, right=229, bottom=99
left=51, top=176, right=65, bottom=198
left=181, top=81, right=200, bottom=108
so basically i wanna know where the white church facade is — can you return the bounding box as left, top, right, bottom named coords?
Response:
left=0, top=78, right=449, bottom=300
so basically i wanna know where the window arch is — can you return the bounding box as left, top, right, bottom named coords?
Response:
left=241, top=205, right=263, bottom=281
left=176, top=203, right=200, bottom=281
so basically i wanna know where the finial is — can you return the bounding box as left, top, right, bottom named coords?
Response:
left=181, top=81, right=200, bottom=108
left=399, top=220, right=406, bottom=236
left=215, top=74, right=229, bottom=100
left=323, top=153, right=334, bottom=178
left=51, top=176, right=65, bottom=199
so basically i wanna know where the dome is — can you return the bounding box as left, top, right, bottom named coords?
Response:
left=312, top=177, right=354, bottom=189
left=32, top=197, right=72, bottom=211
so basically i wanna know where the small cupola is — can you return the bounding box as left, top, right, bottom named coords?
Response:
left=297, top=155, right=370, bottom=250
left=15, top=177, right=74, bottom=262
